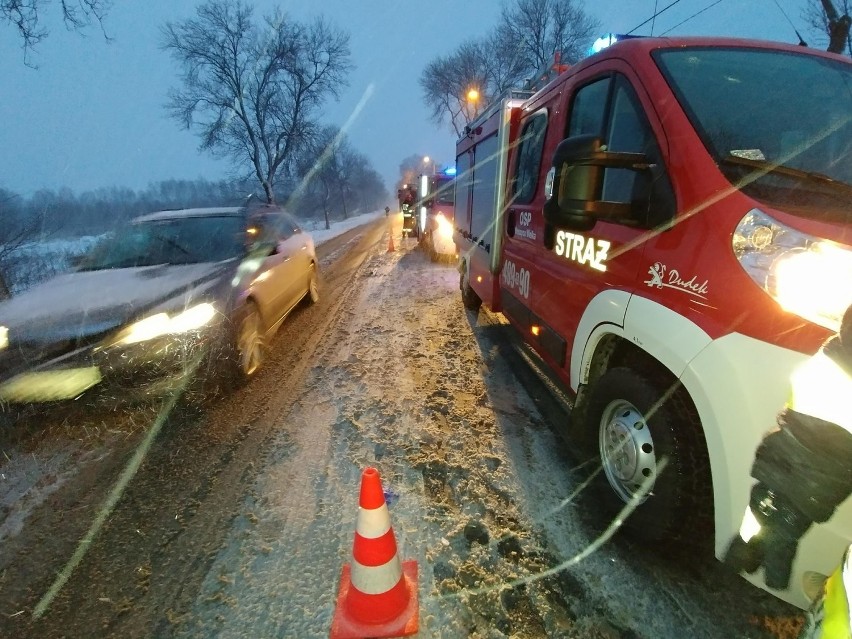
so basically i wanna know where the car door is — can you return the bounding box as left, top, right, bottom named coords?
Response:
left=279, top=211, right=312, bottom=298
left=245, top=215, right=295, bottom=326
left=266, top=212, right=306, bottom=316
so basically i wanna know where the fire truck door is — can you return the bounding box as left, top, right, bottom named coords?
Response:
left=523, top=73, right=672, bottom=377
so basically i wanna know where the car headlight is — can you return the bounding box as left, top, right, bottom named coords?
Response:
left=109, top=303, right=217, bottom=346
left=733, top=209, right=852, bottom=332
left=435, top=213, right=453, bottom=238
left=0, top=326, right=7, bottom=351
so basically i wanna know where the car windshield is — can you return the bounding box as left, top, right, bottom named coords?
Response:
left=77, top=215, right=246, bottom=270
left=655, top=46, right=852, bottom=218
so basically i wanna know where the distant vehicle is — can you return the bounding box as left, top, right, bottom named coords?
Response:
left=0, top=205, right=319, bottom=404
left=454, top=35, right=852, bottom=609
left=418, top=169, right=457, bottom=262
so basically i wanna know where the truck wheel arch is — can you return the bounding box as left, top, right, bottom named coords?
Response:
left=573, top=293, right=719, bottom=539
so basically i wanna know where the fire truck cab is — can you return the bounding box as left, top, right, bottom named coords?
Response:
left=454, top=36, right=852, bottom=609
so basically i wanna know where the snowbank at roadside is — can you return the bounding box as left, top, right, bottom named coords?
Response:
left=304, top=210, right=385, bottom=246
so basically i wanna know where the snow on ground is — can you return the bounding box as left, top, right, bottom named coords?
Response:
left=172, top=229, right=793, bottom=638
left=178, top=237, right=573, bottom=637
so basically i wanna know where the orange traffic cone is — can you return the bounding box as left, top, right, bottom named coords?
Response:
left=329, top=468, right=418, bottom=639
left=387, top=230, right=395, bottom=253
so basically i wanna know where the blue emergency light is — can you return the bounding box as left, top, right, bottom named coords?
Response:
left=590, top=33, right=643, bottom=55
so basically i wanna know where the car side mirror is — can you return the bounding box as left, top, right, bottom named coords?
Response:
left=543, top=134, right=652, bottom=229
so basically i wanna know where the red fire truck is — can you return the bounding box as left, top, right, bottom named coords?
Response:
left=418, top=168, right=457, bottom=262
left=453, top=36, right=852, bottom=609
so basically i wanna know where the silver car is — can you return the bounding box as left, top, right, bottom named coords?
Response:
left=0, top=204, right=319, bottom=404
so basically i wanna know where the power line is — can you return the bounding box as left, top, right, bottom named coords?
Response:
left=626, top=0, right=685, bottom=35
left=660, top=0, right=726, bottom=35
left=651, top=0, right=659, bottom=36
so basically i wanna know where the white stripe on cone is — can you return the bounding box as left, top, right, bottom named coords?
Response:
left=350, top=554, right=405, bottom=595
left=356, top=504, right=391, bottom=538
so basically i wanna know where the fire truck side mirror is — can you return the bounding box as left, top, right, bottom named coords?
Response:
left=543, top=134, right=652, bottom=229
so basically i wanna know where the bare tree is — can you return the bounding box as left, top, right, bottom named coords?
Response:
left=804, top=0, right=851, bottom=54
left=162, top=0, right=352, bottom=204
left=294, top=125, right=343, bottom=229
left=293, top=126, right=387, bottom=229
left=496, top=0, right=599, bottom=72
left=2, top=0, right=111, bottom=57
left=484, top=30, right=532, bottom=95
left=0, top=188, right=40, bottom=298
left=420, top=40, right=491, bottom=137
left=421, top=0, right=598, bottom=135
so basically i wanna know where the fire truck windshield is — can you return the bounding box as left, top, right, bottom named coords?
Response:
left=655, top=47, right=852, bottom=219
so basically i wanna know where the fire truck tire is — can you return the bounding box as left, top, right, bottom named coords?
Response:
left=584, top=366, right=711, bottom=541
left=460, top=270, right=482, bottom=312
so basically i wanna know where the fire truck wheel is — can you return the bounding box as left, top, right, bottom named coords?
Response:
left=460, top=269, right=482, bottom=312
left=584, top=366, right=711, bottom=541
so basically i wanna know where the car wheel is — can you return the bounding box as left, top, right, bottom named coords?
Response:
left=460, top=268, right=482, bottom=312
left=583, top=366, right=710, bottom=541
left=233, top=301, right=264, bottom=383
left=308, top=264, right=320, bottom=304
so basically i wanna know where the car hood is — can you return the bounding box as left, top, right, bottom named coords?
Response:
left=0, top=262, right=234, bottom=344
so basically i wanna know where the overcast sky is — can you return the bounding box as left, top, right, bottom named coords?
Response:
left=0, top=0, right=819, bottom=197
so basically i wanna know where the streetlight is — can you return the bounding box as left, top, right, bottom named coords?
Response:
left=423, top=155, right=435, bottom=175
left=466, top=87, right=480, bottom=121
